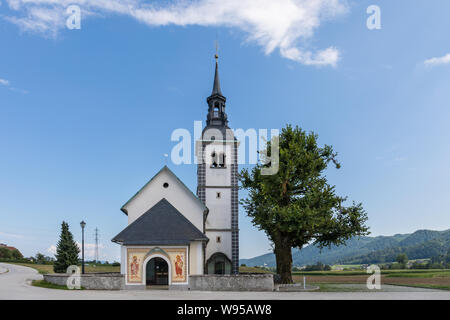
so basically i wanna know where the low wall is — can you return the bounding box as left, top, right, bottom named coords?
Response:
left=44, top=273, right=273, bottom=291
left=189, top=274, right=274, bottom=292
left=44, top=273, right=124, bottom=290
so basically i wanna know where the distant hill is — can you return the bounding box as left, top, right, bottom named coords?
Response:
left=239, top=229, right=450, bottom=267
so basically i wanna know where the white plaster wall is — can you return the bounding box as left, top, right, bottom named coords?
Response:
left=189, top=241, right=204, bottom=275
left=120, top=245, right=126, bottom=274
left=205, top=231, right=232, bottom=261
left=123, top=168, right=204, bottom=231
left=205, top=188, right=231, bottom=229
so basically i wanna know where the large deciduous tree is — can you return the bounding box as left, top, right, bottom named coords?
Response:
left=240, top=125, right=369, bottom=283
left=53, top=221, right=80, bottom=273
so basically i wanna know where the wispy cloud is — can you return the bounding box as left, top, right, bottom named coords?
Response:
left=0, top=78, right=10, bottom=86
left=0, top=77, right=28, bottom=94
left=47, top=242, right=106, bottom=259
left=3, top=0, right=349, bottom=67
left=0, top=231, right=25, bottom=239
left=424, top=53, right=450, bottom=67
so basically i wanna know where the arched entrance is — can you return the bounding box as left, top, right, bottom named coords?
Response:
left=206, top=252, right=232, bottom=275
left=145, top=257, right=169, bottom=285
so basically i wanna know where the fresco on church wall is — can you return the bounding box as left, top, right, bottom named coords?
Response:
left=126, top=247, right=187, bottom=284
left=166, top=248, right=187, bottom=283
left=126, top=249, right=147, bottom=283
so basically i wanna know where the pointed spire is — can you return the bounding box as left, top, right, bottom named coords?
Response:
left=211, top=54, right=223, bottom=96
left=206, top=53, right=227, bottom=128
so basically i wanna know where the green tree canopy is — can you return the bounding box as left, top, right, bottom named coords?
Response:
left=11, top=249, right=23, bottom=260
left=0, top=247, right=12, bottom=260
left=396, top=253, right=408, bottom=265
left=0, top=247, right=22, bottom=260
left=240, top=125, right=369, bottom=283
left=53, top=221, right=80, bottom=273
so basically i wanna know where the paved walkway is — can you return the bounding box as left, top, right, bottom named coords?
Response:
left=0, top=263, right=449, bottom=300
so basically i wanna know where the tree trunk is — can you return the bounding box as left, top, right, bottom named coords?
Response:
left=274, top=235, right=293, bottom=284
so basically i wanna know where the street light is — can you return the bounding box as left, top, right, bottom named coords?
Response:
left=80, top=220, right=86, bottom=274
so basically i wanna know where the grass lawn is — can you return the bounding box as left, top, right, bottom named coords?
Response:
left=10, top=263, right=120, bottom=274
left=384, top=270, right=450, bottom=278
left=239, top=266, right=273, bottom=274
left=31, top=280, right=85, bottom=290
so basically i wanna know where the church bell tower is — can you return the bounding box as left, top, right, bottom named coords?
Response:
left=197, top=54, right=239, bottom=275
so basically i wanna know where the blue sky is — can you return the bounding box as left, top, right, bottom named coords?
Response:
left=1, top=0, right=450, bottom=261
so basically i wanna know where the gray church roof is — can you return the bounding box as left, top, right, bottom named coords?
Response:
left=112, top=198, right=208, bottom=245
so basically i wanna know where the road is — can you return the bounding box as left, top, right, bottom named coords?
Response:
left=1, top=263, right=449, bottom=300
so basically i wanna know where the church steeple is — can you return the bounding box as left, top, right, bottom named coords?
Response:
left=212, top=55, right=222, bottom=96
left=198, top=53, right=239, bottom=275
left=206, top=54, right=228, bottom=127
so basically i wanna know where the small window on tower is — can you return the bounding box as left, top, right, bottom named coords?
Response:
left=216, top=236, right=221, bottom=243
left=211, top=152, right=226, bottom=168
left=216, top=192, right=221, bottom=199
left=218, top=153, right=226, bottom=168
left=213, top=102, right=220, bottom=118
left=213, top=106, right=220, bottom=118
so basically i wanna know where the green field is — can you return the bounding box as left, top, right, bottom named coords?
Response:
left=292, top=268, right=450, bottom=291
left=10, top=263, right=120, bottom=274
left=239, top=266, right=273, bottom=273
left=331, top=264, right=363, bottom=270
left=384, top=270, right=450, bottom=278
left=293, top=269, right=450, bottom=277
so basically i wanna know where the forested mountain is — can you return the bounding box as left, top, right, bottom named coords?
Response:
left=239, top=229, right=450, bottom=267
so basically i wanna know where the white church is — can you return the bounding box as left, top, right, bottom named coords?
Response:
left=112, top=56, right=239, bottom=289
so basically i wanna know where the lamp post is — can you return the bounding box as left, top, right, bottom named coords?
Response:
left=80, top=220, right=86, bottom=274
